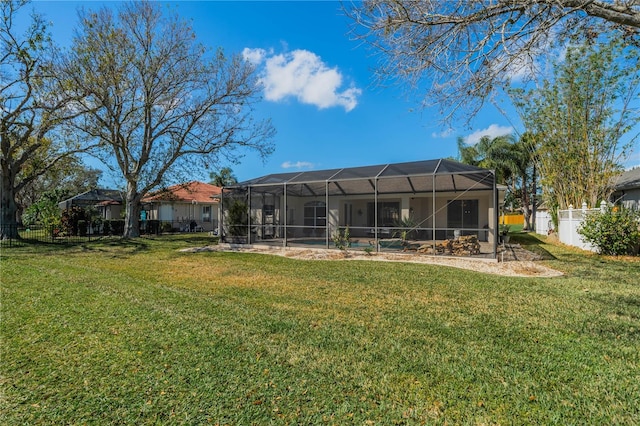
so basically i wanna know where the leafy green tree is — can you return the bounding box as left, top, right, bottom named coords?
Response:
left=17, top=155, right=101, bottom=216
left=21, top=190, right=62, bottom=229
left=512, top=37, right=640, bottom=211
left=60, top=1, right=275, bottom=238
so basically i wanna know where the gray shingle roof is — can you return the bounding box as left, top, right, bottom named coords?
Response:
left=614, top=168, right=640, bottom=191
left=228, top=159, right=495, bottom=196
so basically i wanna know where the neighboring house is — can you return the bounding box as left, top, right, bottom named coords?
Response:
left=142, top=181, right=221, bottom=232
left=611, top=167, right=640, bottom=210
left=222, top=159, right=503, bottom=258
left=58, top=189, right=123, bottom=220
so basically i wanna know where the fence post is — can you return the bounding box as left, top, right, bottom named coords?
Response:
left=568, top=204, right=574, bottom=246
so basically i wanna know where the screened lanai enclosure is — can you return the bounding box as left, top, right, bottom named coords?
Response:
left=220, top=159, right=503, bottom=259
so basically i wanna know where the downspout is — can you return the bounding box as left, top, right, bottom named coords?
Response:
left=283, top=182, right=288, bottom=248
left=326, top=180, right=330, bottom=249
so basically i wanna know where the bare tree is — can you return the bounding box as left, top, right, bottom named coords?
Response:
left=1, top=0, right=87, bottom=238
left=60, top=1, right=275, bottom=238
left=346, top=0, right=640, bottom=123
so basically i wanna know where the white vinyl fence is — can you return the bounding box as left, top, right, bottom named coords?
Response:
left=535, top=211, right=553, bottom=236
left=556, top=201, right=607, bottom=252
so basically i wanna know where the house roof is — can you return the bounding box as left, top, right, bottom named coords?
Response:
left=613, top=168, right=640, bottom=191
left=58, top=189, right=122, bottom=209
left=142, top=181, right=221, bottom=204
left=227, top=159, right=496, bottom=196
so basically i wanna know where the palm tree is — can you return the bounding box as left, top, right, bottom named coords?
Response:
left=458, top=134, right=538, bottom=231
left=209, top=167, right=238, bottom=187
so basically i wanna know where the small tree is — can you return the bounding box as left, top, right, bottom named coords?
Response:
left=578, top=206, right=640, bottom=256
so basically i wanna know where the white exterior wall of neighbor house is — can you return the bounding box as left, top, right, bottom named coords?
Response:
left=535, top=211, right=553, bottom=235
left=619, top=188, right=640, bottom=210
left=147, top=203, right=219, bottom=231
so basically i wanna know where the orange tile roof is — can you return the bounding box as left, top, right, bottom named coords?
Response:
left=142, top=181, right=221, bottom=204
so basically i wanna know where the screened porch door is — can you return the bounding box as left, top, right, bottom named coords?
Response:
left=447, top=199, right=478, bottom=237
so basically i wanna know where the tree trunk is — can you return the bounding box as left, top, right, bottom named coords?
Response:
left=123, top=181, right=142, bottom=238
left=1, top=166, right=19, bottom=239
left=530, top=164, right=538, bottom=232
left=520, top=175, right=531, bottom=231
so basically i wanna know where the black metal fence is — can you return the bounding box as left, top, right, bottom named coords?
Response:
left=0, top=220, right=216, bottom=248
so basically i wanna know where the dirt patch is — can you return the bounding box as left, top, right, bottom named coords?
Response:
left=180, top=243, right=563, bottom=278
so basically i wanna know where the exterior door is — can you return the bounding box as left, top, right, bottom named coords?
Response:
left=447, top=199, right=478, bottom=235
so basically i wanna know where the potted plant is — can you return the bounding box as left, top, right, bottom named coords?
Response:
left=499, top=224, right=511, bottom=244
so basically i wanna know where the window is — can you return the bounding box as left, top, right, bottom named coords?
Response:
left=304, top=201, right=326, bottom=228
left=202, top=205, right=211, bottom=222
left=367, top=202, right=399, bottom=227
left=343, top=203, right=353, bottom=226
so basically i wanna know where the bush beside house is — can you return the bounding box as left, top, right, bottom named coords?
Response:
left=578, top=206, right=640, bottom=256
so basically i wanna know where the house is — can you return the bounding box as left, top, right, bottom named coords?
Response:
left=221, top=159, right=503, bottom=258
left=58, top=189, right=123, bottom=220
left=142, top=181, right=221, bottom=232
left=611, top=167, right=640, bottom=210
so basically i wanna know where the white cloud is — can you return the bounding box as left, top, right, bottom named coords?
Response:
left=431, top=128, right=454, bottom=138
left=245, top=47, right=361, bottom=112
left=281, top=161, right=314, bottom=170
left=242, top=47, right=268, bottom=65
left=464, top=124, right=513, bottom=145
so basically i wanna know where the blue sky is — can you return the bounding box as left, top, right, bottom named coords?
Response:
left=22, top=1, right=640, bottom=185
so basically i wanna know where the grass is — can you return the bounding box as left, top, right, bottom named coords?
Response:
left=1, top=234, right=639, bottom=424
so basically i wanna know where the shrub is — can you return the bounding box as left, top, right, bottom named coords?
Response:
left=228, top=200, right=248, bottom=236
left=332, top=226, right=351, bottom=250
left=61, top=207, right=88, bottom=236
left=77, top=220, right=88, bottom=237
left=578, top=206, right=640, bottom=256
left=102, top=220, right=112, bottom=236
left=109, top=219, right=125, bottom=236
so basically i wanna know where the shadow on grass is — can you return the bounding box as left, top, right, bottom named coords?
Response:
left=509, top=232, right=557, bottom=260
left=511, top=232, right=640, bottom=283
left=0, top=236, right=152, bottom=257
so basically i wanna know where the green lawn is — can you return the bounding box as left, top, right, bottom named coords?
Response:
left=1, top=234, right=639, bottom=424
